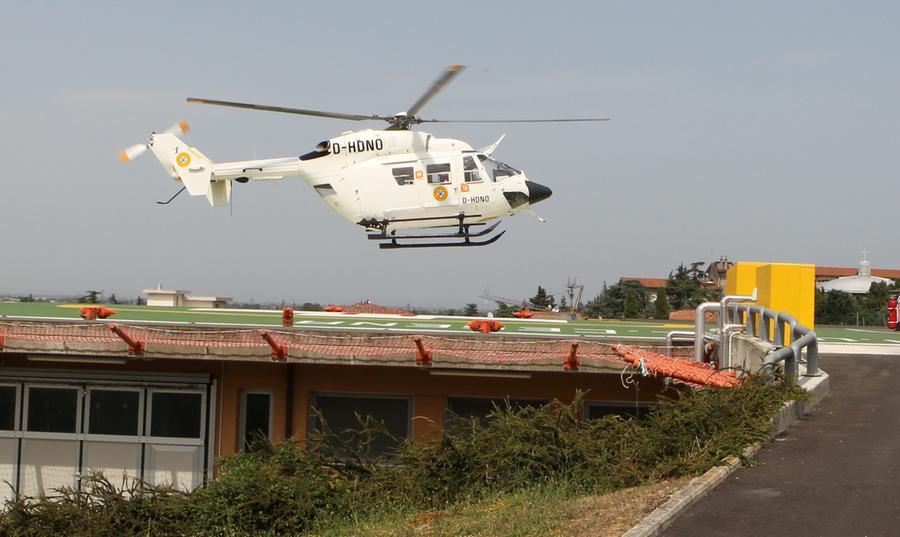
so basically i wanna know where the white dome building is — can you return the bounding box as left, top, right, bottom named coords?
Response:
left=818, top=253, right=894, bottom=294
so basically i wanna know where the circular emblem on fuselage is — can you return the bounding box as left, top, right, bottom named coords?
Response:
left=433, top=186, right=449, bottom=201
left=176, top=152, right=191, bottom=168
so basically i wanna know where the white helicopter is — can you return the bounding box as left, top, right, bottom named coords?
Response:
left=120, top=65, right=607, bottom=248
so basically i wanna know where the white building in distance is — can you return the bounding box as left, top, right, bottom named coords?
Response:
left=817, top=253, right=894, bottom=295
left=142, top=287, right=231, bottom=308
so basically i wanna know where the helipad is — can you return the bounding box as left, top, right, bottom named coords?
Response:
left=0, top=302, right=897, bottom=346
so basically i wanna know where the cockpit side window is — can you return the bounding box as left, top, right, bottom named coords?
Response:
left=392, top=167, right=414, bottom=186
left=477, top=154, right=519, bottom=182
left=426, top=163, right=451, bottom=184
left=463, top=156, right=482, bottom=183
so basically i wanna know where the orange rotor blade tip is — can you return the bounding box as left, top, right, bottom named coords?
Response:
left=449, top=64, right=464, bottom=71
left=118, top=150, right=130, bottom=163
left=179, top=121, right=190, bottom=133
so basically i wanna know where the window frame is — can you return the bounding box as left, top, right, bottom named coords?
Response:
left=582, top=400, right=653, bottom=421
left=23, top=383, right=81, bottom=439
left=444, top=395, right=549, bottom=427
left=145, top=388, right=206, bottom=446
left=84, top=386, right=144, bottom=442
left=462, top=156, right=483, bottom=183
left=0, top=383, right=20, bottom=438
left=238, top=390, right=274, bottom=451
left=308, top=392, right=413, bottom=455
left=391, top=166, right=415, bottom=186
left=426, top=163, right=452, bottom=185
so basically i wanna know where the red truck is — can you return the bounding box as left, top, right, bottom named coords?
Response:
left=889, top=294, right=899, bottom=330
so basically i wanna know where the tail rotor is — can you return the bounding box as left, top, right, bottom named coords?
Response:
left=118, top=121, right=190, bottom=163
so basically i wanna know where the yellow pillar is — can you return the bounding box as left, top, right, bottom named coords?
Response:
left=756, top=263, right=815, bottom=330
left=725, top=262, right=815, bottom=331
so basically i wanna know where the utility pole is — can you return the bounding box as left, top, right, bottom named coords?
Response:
left=565, top=277, right=584, bottom=319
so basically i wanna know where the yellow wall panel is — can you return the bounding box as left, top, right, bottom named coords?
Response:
left=725, top=262, right=766, bottom=296
left=725, top=262, right=816, bottom=332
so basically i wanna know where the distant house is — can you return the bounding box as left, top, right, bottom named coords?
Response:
left=705, top=257, right=734, bottom=288
left=618, top=277, right=668, bottom=290
left=142, top=288, right=231, bottom=308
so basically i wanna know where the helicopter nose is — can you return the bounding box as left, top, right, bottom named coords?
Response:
left=525, top=181, right=552, bottom=205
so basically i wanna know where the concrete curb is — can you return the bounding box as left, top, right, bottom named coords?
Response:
left=622, top=370, right=830, bottom=537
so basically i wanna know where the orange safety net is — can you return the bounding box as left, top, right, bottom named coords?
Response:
left=0, top=321, right=695, bottom=372
left=611, top=343, right=740, bottom=388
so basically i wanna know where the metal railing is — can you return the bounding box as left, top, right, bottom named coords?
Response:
left=667, top=291, right=819, bottom=383
left=728, top=303, right=819, bottom=380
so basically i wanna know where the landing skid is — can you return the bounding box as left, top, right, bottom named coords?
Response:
left=363, top=214, right=505, bottom=249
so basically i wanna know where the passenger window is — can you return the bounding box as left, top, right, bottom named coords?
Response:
left=426, top=163, right=451, bottom=184
left=392, top=167, right=414, bottom=186
left=463, top=156, right=482, bottom=183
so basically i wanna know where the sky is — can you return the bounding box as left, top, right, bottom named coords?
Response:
left=0, top=1, right=898, bottom=307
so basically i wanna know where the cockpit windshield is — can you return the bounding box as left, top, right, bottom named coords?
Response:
left=477, top=154, right=520, bottom=182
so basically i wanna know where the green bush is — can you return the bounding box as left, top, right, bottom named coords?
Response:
left=0, top=376, right=802, bottom=536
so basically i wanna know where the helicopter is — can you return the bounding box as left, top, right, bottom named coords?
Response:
left=119, top=65, right=607, bottom=249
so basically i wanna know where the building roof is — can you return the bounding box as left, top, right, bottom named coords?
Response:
left=816, top=267, right=900, bottom=280
left=141, top=288, right=190, bottom=295
left=140, top=289, right=231, bottom=302
left=817, top=255, right=896, bottom=294
left=619, top=277, right=668, bottom=289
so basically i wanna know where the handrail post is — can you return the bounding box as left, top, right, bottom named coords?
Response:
left=695, top=303, right=722, bottom=362
left=804, top=333, right=820, bottom=376
left=719, top=290, right=756, bottom=365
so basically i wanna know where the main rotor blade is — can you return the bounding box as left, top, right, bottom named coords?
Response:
left=186, top=97, right=391, bottom=122
left=405, top=64, right=465, bottom=117
left=418, top=117, right=610, bottom=124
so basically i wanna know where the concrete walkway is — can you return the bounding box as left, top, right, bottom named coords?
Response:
left=663, top=354, right=900, bottom=537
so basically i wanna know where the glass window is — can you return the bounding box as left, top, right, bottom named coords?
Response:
left=463, top=157, right=482, bottom=183
left=392, top=167, right=414, bottom=186
left=477, top=154, right=519, bottom=181
left=585, top=403, right=651, bottom=420
left=89, top=389, right=140, bottom=436
left=311, top=394, right=409, bottom=458
left=0, top=386, right=16, bottom=431
left=150, top=392, right=202, bottom=439
left=426, top=163, right=451, bottom=184
left=27, top=386, right=78, bottom=433
left=241, top=392, right=272, bottom=450
left=446, top=397, right=547, bottom=427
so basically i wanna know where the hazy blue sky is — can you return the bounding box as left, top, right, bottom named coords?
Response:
left=1, top=1, right=898, bottom=307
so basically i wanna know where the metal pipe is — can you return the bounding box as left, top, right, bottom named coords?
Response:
left=803, top=331, right=820, bottom=376
left=774, top=311, right=798, bottom=346
left=719, top=291, right=756, bottom=364
left=760, top=309, right=777, bottom=343
left=720, top=323, right=745, bottom=369
left=746, top=306, right=766, bottom=339
left=694, top=302, right=722, bottom=362
left=666, top=330, right=696, bottom=355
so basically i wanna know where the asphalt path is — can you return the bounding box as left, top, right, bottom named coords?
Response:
left=663, top=354, right=900, bottom=537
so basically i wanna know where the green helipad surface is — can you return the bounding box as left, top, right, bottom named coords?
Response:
left=0, top=302, right=898, bottom=346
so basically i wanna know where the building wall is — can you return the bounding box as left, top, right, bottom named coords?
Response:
left=147, top=295, right=180, bottom=307
left=0, top=354, right=671, bottom=488
left=290, top=364, right=669, bottom=444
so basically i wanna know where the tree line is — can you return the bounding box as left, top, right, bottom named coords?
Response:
left=815, top=281, right=897, bottom=326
